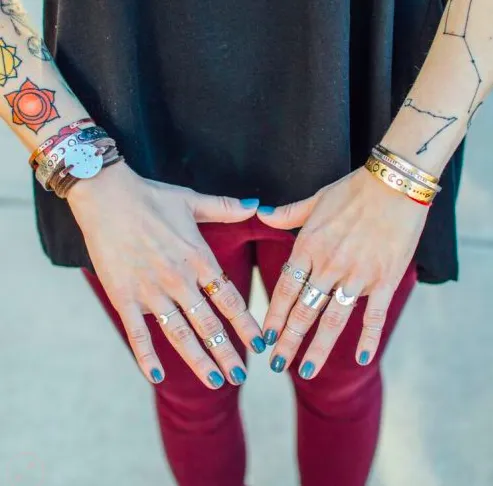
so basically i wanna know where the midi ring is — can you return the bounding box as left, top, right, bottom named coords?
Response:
left=185, top=297, right=207, bottom=315
left=204, top=329, right=229, bottom=349
left=158, top=308, right=181, bottom=326
left=281, top=262, right=309, bottom=285
left=203, top=273, right=229, bottom=297
left=230, top=309, right=248, bottom=321
left=364, top=325, right=382, bottom=332
left=334, top=287, right=357, bottom=307
left=285, top=325, right=306, bottom=338
left=300, top=282, right=330, bottom=310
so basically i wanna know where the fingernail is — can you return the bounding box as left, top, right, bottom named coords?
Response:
left=207, top=371, right=225, bottom=389
left=251, top=336, right=266, bottom=354
left=230, top=367, right=247, bottom=385
left=299, top=361, right=315, bottom=380
left=270, top=355, right=286, bottom=373
left=257, top=205, right=276, bottom=215
left=264, top=329, right=278, bottom=346
left=240, top=198, right=260, bottom=209
left=151, top=368, right=164, bottom=383
left=359, top=350, right=370, bottom=366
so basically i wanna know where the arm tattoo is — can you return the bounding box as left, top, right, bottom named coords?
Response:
left=0, top=0, right=52, bottom=61
left=0, top=37, right=21, bottom=86
left=403, top=98, right=458, bottom=155
left=444, top=0, right=482, bottom=114
left=4, top=78, right=59, bottom=133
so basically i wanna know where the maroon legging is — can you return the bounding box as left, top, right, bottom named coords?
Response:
left=83, top=217, right=416, bottom=486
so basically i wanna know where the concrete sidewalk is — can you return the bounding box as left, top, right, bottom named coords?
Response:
left=1, top=2, right=493, bottom=485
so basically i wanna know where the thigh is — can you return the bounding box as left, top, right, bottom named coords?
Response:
left=83, top=221, right=256, bottom=401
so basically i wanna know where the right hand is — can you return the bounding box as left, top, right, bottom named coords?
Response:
left=67, top=162, right=264, bottom=389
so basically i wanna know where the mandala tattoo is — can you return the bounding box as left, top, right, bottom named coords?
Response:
left=5, top=78, right=59, bottom=133
left=403, top=98, right=458, bottom=155
left=444, top=0, right=482, bottom=114
left=0, top=37, right=21, bottom=86
left=0, top=0, right=52, bottom=61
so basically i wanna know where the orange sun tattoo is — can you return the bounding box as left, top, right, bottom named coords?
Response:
left=4, top=78, right=59, bottom=133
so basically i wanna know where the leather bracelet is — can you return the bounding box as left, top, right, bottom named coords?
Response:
left=365, top=156, right=436, bottom=204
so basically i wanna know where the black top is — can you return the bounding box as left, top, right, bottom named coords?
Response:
left=38, top=0, right=463, bottom=283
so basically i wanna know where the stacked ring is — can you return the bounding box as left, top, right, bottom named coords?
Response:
left=203, top=273, right=229, bottom=296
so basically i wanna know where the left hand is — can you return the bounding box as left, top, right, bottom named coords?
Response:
left=257, top=166, right=430, bottom=378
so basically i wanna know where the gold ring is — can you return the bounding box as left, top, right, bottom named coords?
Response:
left=203, top=273, right=229, bottom=297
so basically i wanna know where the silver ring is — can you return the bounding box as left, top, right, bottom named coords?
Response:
left=285, top=325, right=306, bottom=338
left=204, top=329, right=229, bottom=349
left=300, top=282, right=330, bottom=310
left=364, top=325, right=382, bottom=332
left=335, top=287, right=357, bottom=307
left=157, top=308, right=181, bottom=326
left=230, top=309, right=248, bottom=321
left=281, top=262, right=309, bottom=284
left=185, top=297, right=207, bottom=315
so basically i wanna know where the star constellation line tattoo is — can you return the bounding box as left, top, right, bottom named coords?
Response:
left=444, top=0, right=482, bottom=114
left=403, top=98, right=458, bottom=155
left=0, top=0, right=52, bottom=61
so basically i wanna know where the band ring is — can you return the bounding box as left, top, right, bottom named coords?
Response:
left=204, top=329, right=229, bottom=349
left=230, top=309, right=248, bottom=321
left=364, top=325, right=382, bottom=332
left=185, top=297, right=207, bottom=315
left=281, top=262, right=309, bottom=285
left=157, top=308, right=181, bottom=326
left=300, top=282, right=330, bottom=310
left=203, top=273, right=229, bottom=297
left=334, top=287, right=357, bottom=307
left=285, top=325, right=306, bottom=338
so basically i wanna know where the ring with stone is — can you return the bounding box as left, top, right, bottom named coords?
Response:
left=185, top=297, right=207, bottom=315
left=334, top=287, right=357, bottom=307
left=203, top=273, right=229, bottom=297
left=157, top=308, right=181, bottom=326
left=204, top=329, right=229, bottom=349
left=281, top=262, right=309, bottom=285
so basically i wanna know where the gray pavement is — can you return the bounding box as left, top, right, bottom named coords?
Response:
left=1, top=2, right=493, bottom=485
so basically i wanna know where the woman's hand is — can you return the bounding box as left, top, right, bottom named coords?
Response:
left=258, top=166, right=429, bottom=378
left=68, top=162, right=264, bottom=388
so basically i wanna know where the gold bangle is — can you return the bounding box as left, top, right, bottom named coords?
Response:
left=374, top=145, right=440, bottom=185
left=365, top=156, right=437, bottom=203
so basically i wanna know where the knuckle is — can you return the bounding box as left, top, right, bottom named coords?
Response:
left=277, top=277, right=300, bottom=298
left=308, top=343, right=329, bottom=358
left=364, top=309, right=386, bottom=327
left=221, top=290, right=245, bottom=313
left=168, top=323, right=195, bottom=345
left=280, top=334, right=299, bottom=351
left=191, top=355, right=211, bottom=373
left=196, top=313, right=222, bottom=337
left=213, top=345, right=238, bottom=362
left=321, top=310, right=345, bottom=330
left=217, top=196, right=234, bottom=214
left=291, top=303, right=317, bottom=324
left=137, top=350, right=154, bottom=362
left=127, top=326, right=148, bottom=344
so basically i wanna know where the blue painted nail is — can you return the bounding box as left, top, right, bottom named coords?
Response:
left=270, top=355, right=286, bottom=373
left=257, top=205, right=276, bottom=215
left=264, top=329, right=278, bottom=346
left=230, top=367, right=247, bottom=385
left=359, top=350, right=370, bottom=366
left=207, top=371, right=225, bottom=389
left=150, top=368, right=164, bottom=383
left=299, top=361, right=315, bottom=380
left=251, top=336, right=266, bottom=354
left=240, top=198, right=260, bottom=209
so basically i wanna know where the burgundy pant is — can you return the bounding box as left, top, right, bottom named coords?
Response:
left=83, top=217, right=416, bottom=486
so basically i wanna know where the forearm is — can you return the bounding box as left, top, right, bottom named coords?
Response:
left=0, top=1, right=89, bottom=153
left=380, top=0, right=493, bottom=176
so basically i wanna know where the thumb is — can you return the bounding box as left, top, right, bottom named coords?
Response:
left=256, top=190, right=326, bottom=230
left=187, top=191, right=260, bottom=223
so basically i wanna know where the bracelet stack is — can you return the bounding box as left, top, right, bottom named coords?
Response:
left=29, top=118, right=123, bottom=198
left=365, top=144, right=441, bottom=206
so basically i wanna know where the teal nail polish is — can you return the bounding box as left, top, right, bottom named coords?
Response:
left=207, top=371, right=225, bottom=389
left=359, top=350, right=370, bottom=366
left=151, top=368, right=164, bottom=383
left=264, top=329, right=278, bottom=346
left=257, top=205, right=276, bottom=215
left=230, top=367, right=247, bottom=385
left=251, top=336, right=266, bottom=354
left=299, top=361, right=315, bottom=380
left=270, top=355, right=286, bottom=373
left=240, top=198, right=260, bottom=209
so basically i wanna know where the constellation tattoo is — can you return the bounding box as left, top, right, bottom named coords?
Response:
left=444, top=0, right=482, bottom=114
left=403, top=98, right=458, bottom=155
left=0, top=0, right=52, bottom=61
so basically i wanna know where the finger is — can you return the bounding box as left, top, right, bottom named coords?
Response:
left=354, top=286, right=393, bottom=366
left=194, top=247, right=266, bottom=354
left=185, top=190, right=259, bottom=223
left=256, top=189, right=325, bottom=230
left=181, top=290, right=247, bottom=386
left=118, top=303, right=165, bottom=384
left=299, top=281, right=364, bottom=380
left=149, top=297, right=226, bottom=390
